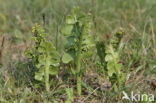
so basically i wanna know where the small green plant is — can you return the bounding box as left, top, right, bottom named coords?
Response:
left=26, top=24, right=60, bottom=92
left=61, top=8, right=95, bottom=95
left=96, top=31, right=125, bottom=100
left=105, top=32, right=125, bottom=92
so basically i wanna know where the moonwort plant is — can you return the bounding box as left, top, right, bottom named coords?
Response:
left=105, top=31, right=125, bottom=92
left=26, top=24, right=60, bottom=92
left=96, top=32, right=125, bottom=102
left=61, top=8, right=95, bottom=95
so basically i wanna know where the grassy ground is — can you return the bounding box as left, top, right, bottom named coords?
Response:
left=0, top=0, right=156, bottom=103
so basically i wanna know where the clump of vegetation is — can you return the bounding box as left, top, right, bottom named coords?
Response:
left=61, top=7, right=95, bottom=95
left=96, top=31, right=125, bottom=102
left=26, top=24, right=60, bottom=92
left=105, top=32, right=125, bottom=93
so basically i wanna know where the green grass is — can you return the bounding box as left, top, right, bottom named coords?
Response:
left=0, top=0, right=156, bottom=102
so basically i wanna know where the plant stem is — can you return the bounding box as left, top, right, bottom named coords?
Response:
left=76, top=33, right=83, bottom=96
left=76, top=51, right=81, bottom=95
left=45, top=56, right=50, bottom=92
left=76, top=44, right=82, bottom=95
left=77, top=75, right=81, bottom=95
